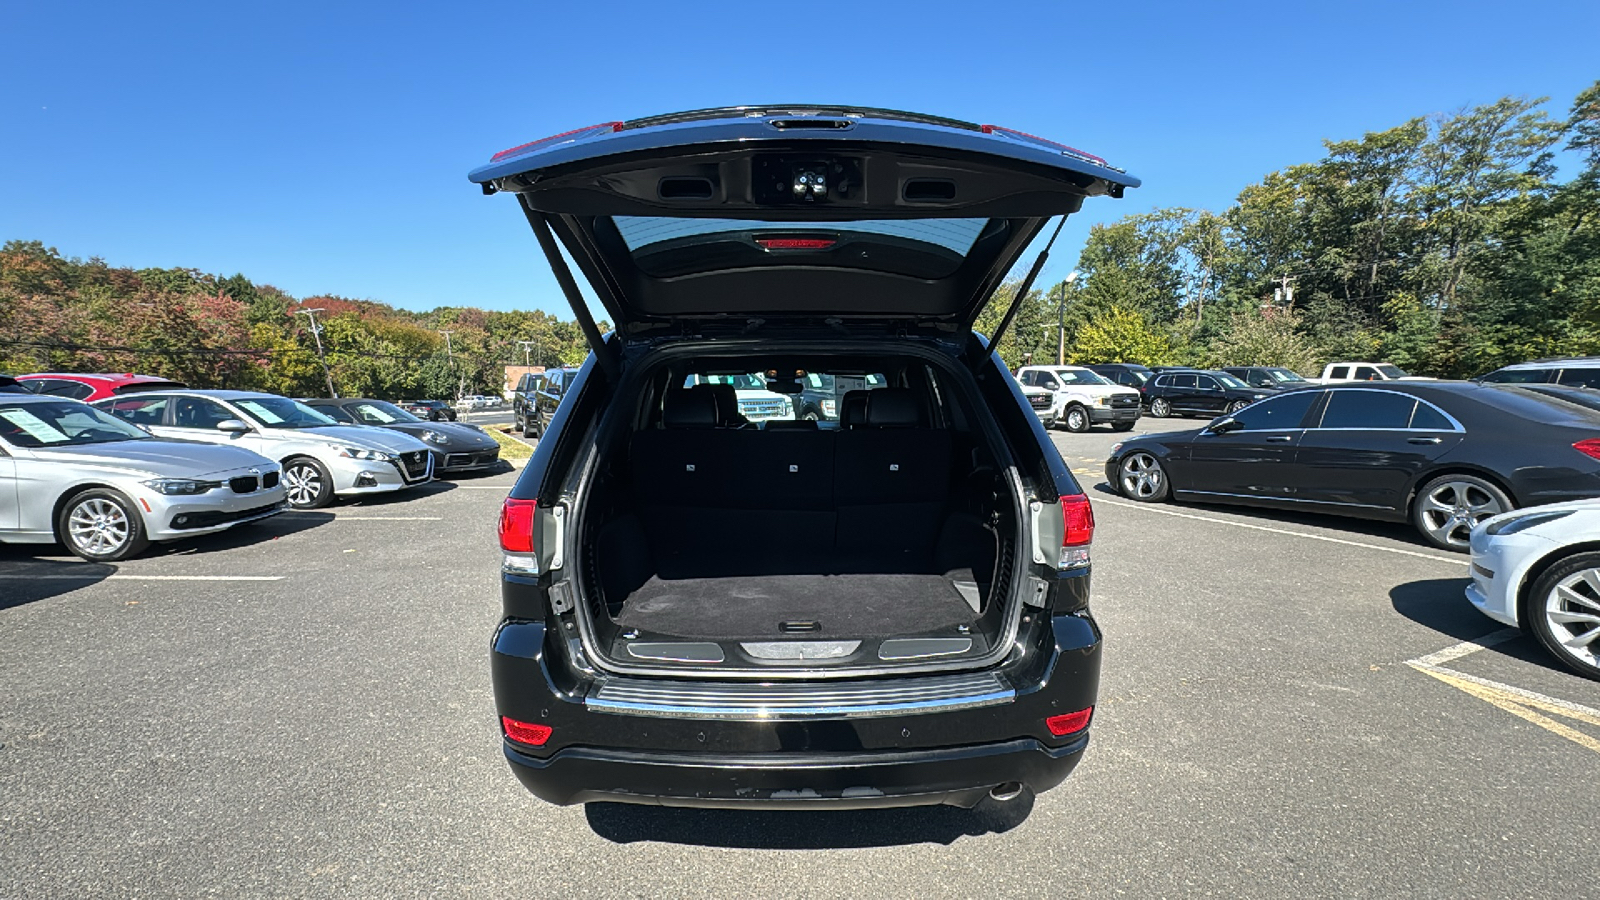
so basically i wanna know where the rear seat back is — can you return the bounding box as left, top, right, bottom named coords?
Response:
left=833, top=389, right=952, bottom=551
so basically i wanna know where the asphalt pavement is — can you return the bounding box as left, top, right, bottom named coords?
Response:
left=3, top=417, right=1598, bottom=898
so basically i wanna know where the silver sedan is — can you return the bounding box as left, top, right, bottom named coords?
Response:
left=0, top=395, right=288, bottom=561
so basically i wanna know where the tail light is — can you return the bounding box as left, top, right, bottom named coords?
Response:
left=1059, top=494, right=1095, bottom=569
left=501, top=715, right=553, bottom=747
left=1046, top=707, right=1093, bottom=736
left=499, top=497, right=539, bottom=574
left=1575, top=439, right=1600, bottom=461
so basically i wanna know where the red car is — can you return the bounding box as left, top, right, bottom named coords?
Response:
left=18, top=372, right=187, bottom=402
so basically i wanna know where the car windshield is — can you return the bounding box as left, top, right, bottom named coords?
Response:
left=234, top=397, right=340, bottom=429
left=352, top=401, right=421, bottom=424
left=1266, top=368, right=1308, bottom=383
left=1377, top=365, right=1408, bottom=378
left=1215, top=372, right=1249, bottom=389
left=1054, top=369, right=1110, bottom=386
left=0, top=400, right=152, bottom=448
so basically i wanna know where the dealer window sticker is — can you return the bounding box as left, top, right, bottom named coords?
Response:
left=237, top=401, right=285, bottom=424
left=0, top=408, right=71, bottom=443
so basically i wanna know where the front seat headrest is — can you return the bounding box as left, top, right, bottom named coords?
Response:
left=865, top=389, right=921, bottom=428
left=662, top=389, right=718, bottom=428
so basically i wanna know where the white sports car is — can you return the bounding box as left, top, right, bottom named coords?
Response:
left=1468, top=499, right=1600, bottom=680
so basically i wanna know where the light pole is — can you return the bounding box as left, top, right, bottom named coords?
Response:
left=297, top=307, right=336, bottom=398
left=438, top=330, right=458, bottom=402
left=516, top=340, right=537, bottom=367
left=1056, top=271, right=1079, bottom=365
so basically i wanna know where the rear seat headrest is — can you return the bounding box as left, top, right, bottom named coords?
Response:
left=865, top=389, right=922, bottom=428
left=840, top=391, right=869, bottom=428
left=662, top=388, right=718, bottom=428
left=691, top=383, right=746, bottom=427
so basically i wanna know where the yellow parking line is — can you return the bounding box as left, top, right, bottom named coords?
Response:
left=1409, top=664, right=1600, bottom=754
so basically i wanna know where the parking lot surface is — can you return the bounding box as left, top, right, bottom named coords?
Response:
left=4, top=418, right=1598, bottom=898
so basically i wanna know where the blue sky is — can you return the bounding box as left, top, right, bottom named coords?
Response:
left=3, top=0, right=1596, bottom=318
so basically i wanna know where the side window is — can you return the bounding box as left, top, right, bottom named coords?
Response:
left=1019, top=371, right=1036, bottom=386
left=172, top=397, right=234, bottom=430
left=1249, top=370, right=1272, bottom=387
left=1481, top=367, right=1550, bottom=384
left=1040, top=374, right=1060, bottom=389
left=37, top=380, right=95, bottom=400
left=1228, top=391, right=1319, bottom=430
left=1353, top=366, right=1380, bottom=381
left=1318, top=391, right=1417, bottom=429
left=104, top=397, right=168, bottom=426
left=1409, top=401, right=1454, bottom=430
left=546, top=373, right=563, bottom=395
left=1328, top=366, right=1350, bottom=380
left=318, top=405, right=357, bottom=424
left=1195, top=375, right=1220, bottom=391
left=1154, top=375, right=1172, bottom=388
left=1558, top=368, right=1600, bottom=389
left=1172, top=374, right=1198, bottom=389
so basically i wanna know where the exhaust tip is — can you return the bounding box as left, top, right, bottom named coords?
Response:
left=989, top=782, right=1024, bottom=802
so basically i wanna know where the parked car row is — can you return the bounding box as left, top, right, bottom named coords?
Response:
left=0, top=373, right=506, bottom=562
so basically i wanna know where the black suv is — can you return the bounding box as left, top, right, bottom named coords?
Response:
left=512, top=367, right=580, bottom=439
left=473, top=106, right=1138, bottom=810
left=1144, top=369, right=1271, bottom=418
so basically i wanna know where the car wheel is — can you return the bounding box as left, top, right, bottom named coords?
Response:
left=531, top=413, right=545, bottom=440
left=520, top=412, right=534, bottom=439
left=1149, top=397, right=1171, bottom=418
left=1111, top=422, right=1135, bottom=432
left=59, top=489, right=149, bottom=562
left=1411, top=474, right=1511, bottom=552
left=1063, top=405, right=1090, bottom=433
left=282, top=456, right=334, bottom=509
left=1227, top=400, right=1250, bottom=414
left=802, top=410, right=820, bottom=422
left=1526, top=552, right=1600, bottom=681
left=1118, top=451, right=1169, bottom=502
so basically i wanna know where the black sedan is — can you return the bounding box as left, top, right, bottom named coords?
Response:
left=1105, top=382, right=1600, bottom=551
left=1143, top=369, right=1275, bottom=418
left=400, top=399, right=457, bottom=421
left=304, top=398, right=501, bottom=475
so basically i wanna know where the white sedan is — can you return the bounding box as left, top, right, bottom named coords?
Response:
left=1468, top=500, right=1600, bottom=680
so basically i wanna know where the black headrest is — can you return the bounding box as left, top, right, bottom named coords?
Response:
left=662, top=389, right=718, bottom=428
left=865, top=389, right=921, bottom=428
left=840, top=391, right=869, bottom=428
left=764, top=419, right=819, bottom=430
left=691, top=383, right=746, bottom=426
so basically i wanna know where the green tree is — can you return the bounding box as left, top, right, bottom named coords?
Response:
left=1070, top=306, right=1178, bottom=365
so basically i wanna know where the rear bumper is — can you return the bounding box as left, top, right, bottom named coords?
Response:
left=491, top=610, right=1102, bottom=808
left=504, top=735, right=1086, bottom=808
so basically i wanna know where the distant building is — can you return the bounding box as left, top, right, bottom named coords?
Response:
left=503, top=364, right=545, bottom=399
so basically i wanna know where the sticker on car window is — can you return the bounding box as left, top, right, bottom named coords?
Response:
left=0, top=409, right=71, bottom=443
left=237, top=401, right=285, bottom=424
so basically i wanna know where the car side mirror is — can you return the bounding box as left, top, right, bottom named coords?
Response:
left=216, top=419, right=251, bottom=434
left=1208, top=416, right=1243, bottom=434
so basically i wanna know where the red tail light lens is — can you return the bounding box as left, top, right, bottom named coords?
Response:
left=1062, top=494, right=1095, bottom=547
left=756, top=237, right=837, bottom=250
left=1575, top=439, right=1600, bottom=461
left=501, top=715, right=553, bottom=746
left=1046, top=707, right=1093, bottom=736
left=498, top=498, right=537, bottom=553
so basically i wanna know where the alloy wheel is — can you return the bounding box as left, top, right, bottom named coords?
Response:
left=1228, top=400, right=1250, bottom=413
left=1120, top=452, right=1164, bottom=500
left=67, top=498, right=130, bottom=556
left=1544, top=568, right=1600, bottom=671
left=284, top=462, right=323, bottom=507
left=1418, top=480, right=1505, bottom=549
left=1150, top=398, right=1170, bottom=418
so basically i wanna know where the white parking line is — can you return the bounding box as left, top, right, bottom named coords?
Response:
left=1094, top=496, right=1462, bottom=564
left=0, top=574, right=284, bottom=581
left=455, top=486, right=513, bottom=490
left=1409, top=628, right=1520, bottom=666
left=279, top=514, right=443, bottom=521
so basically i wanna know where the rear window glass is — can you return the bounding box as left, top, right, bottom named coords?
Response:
left=1319, top=390, right=1416, bottom=429
left=610, top=216, right=995, bottom=279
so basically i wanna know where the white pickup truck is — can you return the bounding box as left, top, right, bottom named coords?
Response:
left=1317, top=362, right=1430, bottom=383
left=1016, top=364, right=1142, bottom=433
